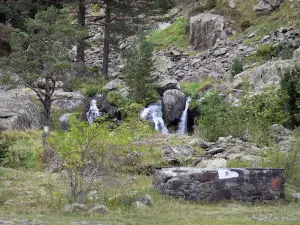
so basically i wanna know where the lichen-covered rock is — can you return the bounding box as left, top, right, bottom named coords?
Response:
left=162, top=89, right=186, bottom=125
left=153, top=167, right=284, bottom=201
left=294, top=47, right=300, bottom=59
left=189, top=13, right=234, bottom=50
left=138, top=194, right=153, bottom=206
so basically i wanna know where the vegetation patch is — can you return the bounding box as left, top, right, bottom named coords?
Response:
left=149, top=18, right=189, bottom=49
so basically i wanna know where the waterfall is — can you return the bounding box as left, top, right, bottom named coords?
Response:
left=140, top=101, right=169, bottom=135
left=178, top=97, right=191, bottom=135
left=86, top=99, right=102, bottom=124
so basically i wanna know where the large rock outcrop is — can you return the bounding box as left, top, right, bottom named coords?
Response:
left=233, top=59, right=298, bottom=92
left=0, top=88, right=41, bottom=130
left=162, top=89, right=186, bottom=125
left=153, top=167, right=284, bottom=201
left=189, top=13, right=234, bottom=51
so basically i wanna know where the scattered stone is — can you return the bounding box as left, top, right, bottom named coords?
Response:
left=89, top=205, right=109, bottom=214
left=206, top=148, right=226, bottom=156
left=292, top=193, right=300, bottom=200
left=63, top=203, right=88, bottom=212
left=254, top=0, right=283, bottom=12
left=138, top=194, right=153, bottom=206
left=132, top=201, right=148, bottom=209
left=162, top=146, right=196, bottom=165
left=228, top=0, right=235, bottom=9
left=197, top=158, right=227, bottom=169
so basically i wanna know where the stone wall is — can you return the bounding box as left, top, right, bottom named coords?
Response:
left=153, top=167, right=284, bottom=202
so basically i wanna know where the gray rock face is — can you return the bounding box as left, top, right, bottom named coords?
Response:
left=103, top=78, right=124, bottom=91
left=153, top=167, right=284, bottom=201
left=52, top=91, right=85, bottom=112
left=254, top=0, right=283, bottom=12
left=0, top=88, right=41, bottom=130
left=162, top=89, right=186, bottom=125
left=233, top=59, right=297, bottom=92
left=138, top=194, right=153, bottom=206
left=189, top=13, right=234, bottom=51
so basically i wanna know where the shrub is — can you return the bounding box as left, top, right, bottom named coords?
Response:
left=50, top=118, right=120, bottom=203
left=231, top=58, right=244, bottom=77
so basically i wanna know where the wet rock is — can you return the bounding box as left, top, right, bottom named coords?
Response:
left=162, top=89, right=186, bottom=125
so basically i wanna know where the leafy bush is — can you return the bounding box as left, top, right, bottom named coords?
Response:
left=149, top=18, right=189, bottom=49
left=280, top=65, right=300, bottom=128
left=231, top=58, right=244, bottom=77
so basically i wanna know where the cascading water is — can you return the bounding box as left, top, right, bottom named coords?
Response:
left=178, top=97, right=191, bottom=135
left=86, top=99, right=102, bottom=124
left=140, top=101, right=169, bottom=135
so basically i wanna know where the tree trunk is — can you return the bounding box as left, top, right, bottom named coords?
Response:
left=42, top=77, right=53, bottom=162
left=102, top=0, right=111, bottom=80
left=77, top=0, right=85, bottom=64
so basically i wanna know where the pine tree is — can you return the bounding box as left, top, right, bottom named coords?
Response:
left=125, top=30, right=157, bottom=103
left=1, top=6, right=85, bottom=153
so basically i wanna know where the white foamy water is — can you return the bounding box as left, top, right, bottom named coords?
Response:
left=86, top=99, right=102, bottom=124
left=140, top=101, right=169, bottom=135
left=178, top=97, right=191, bottom=135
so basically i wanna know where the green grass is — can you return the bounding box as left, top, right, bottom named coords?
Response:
left=149, top=18, right=189, bottom=49
left=180, top=77, right=217, bottom=101
left=1, top=167, right=300, bottom=225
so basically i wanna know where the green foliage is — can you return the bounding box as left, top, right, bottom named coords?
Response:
left=125, top=30, right=159, bottom=104
left=149, top=18, right=189, bottom=49
left=231, top=58, right=244, bottom=77
left=63, top=76, right=105, bottom=97
left=92, top=3, right=101, bottom=13
left=280, top=65, right=300, bottom=127
left=198, top=88, right=288, bottom=144
left=180, top=77, right=217, bottom=99
left=227, top=158, right=251, bottom=168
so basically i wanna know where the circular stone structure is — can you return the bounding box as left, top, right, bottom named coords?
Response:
left=153, top=167, right=284, bottom=202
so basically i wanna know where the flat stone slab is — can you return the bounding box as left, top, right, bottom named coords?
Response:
left=153, top=167, right=284, bottom=202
